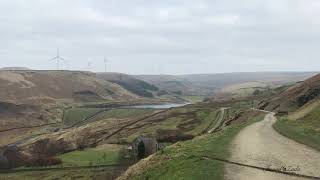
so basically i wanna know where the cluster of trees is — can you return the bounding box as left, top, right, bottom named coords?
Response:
left=110, top=80, right=158, bottom=98
left=28, top=139, right=67, bottom=167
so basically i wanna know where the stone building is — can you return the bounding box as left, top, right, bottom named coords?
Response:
left=132, top=137, right=158, bottom=159
left=0, top=146, right=9, bottom=169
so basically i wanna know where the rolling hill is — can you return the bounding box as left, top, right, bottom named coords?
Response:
left=0, top=70, right=166, bottom=130
left=259, top=73, right=320, bottom=112
left=135, top=72, right=317, bottom=96
left=97, top=73, right=160, bottom=98
left=0, top=70, right=142, bottom=105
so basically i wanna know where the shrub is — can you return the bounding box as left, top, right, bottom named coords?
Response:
left=28, top=157, right=62, bottom=167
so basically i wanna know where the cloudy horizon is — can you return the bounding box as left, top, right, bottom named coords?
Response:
left=1, top=0, right=320, bottom=75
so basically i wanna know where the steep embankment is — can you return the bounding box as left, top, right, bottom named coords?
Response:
left=274, top=102, right=320, bottom=151
left=259, top=73, right=320, bottom=112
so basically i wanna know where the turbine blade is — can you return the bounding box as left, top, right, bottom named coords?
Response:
left=49, top=56, right=58, bottom=61
left=59, top=57, right=66, bottom=62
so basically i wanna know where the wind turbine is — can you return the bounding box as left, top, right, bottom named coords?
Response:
left=104, top=57, right=109, bottom=72
left=49, top=48, right=66, bottom=70
left=87, top=61, right=92, bottom=71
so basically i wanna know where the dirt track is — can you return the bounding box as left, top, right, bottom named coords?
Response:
left=207, top=108, right=228, bottom=134
left=225, top=113, right=320, bottom=180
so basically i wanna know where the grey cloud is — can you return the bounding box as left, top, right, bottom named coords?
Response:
left=0, top=0, right=320, bottom=74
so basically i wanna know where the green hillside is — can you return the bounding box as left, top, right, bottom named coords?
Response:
left=119, top=111, right=264, bottom=180
left=274, top=102, right=320, bottom=151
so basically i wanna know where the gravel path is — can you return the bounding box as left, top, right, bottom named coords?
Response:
left=225, top=113, right=320, bottom=180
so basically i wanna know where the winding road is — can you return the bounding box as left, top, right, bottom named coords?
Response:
left=225, top=113, right=320, bottom=180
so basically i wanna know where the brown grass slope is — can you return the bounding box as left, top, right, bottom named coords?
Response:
left=97, top=73, right=159, bottom=98
left=1, top=105, right=215, bottom=169
left=0, top=70, right=140, bottom=105
left=259, top=73, right=320, bottom=112
left=0, top=70, right=149, bottom=133
left=135, top=72, right=317, bottom=96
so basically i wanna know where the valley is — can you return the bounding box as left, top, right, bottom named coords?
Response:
left=0, top=70, right=320, bottom=180
left=3, top=1, right=320, bottom=179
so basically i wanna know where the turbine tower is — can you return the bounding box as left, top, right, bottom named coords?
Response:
left=50, top=48, right=66, bottom=70
left=87, top=61, right=92, bottom=71
left=104, top=57, right=108, bottom=72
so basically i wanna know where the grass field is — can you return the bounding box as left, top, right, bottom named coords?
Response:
left=274, top=104, right=320, bottom=151
left=63, top=108, right=156, bottom=127
left=58, top=144, right=125, bottom=167
left=63, top=108, right=102, bottom=126
left=180, top=96, right=205, bottom=103
left=100, top=109, right=155, bottom=119
left=125, top=108, right=218, bottom=142
left=121, top=111, right=264, bottom=180
left=0, top=167, right=125, bottom=180
left=187, top=110, right=219, bottom=135
left=1, top=144, right=132, bottom=180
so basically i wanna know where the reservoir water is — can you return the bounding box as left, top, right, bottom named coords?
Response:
left=126, top=103, right=190, bottom=109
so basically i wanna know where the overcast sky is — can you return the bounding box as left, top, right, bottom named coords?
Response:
left=1, top=0, right=320, bottom=74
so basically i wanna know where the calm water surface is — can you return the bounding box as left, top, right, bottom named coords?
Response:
left=126, top=103, right=190, bottom=109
